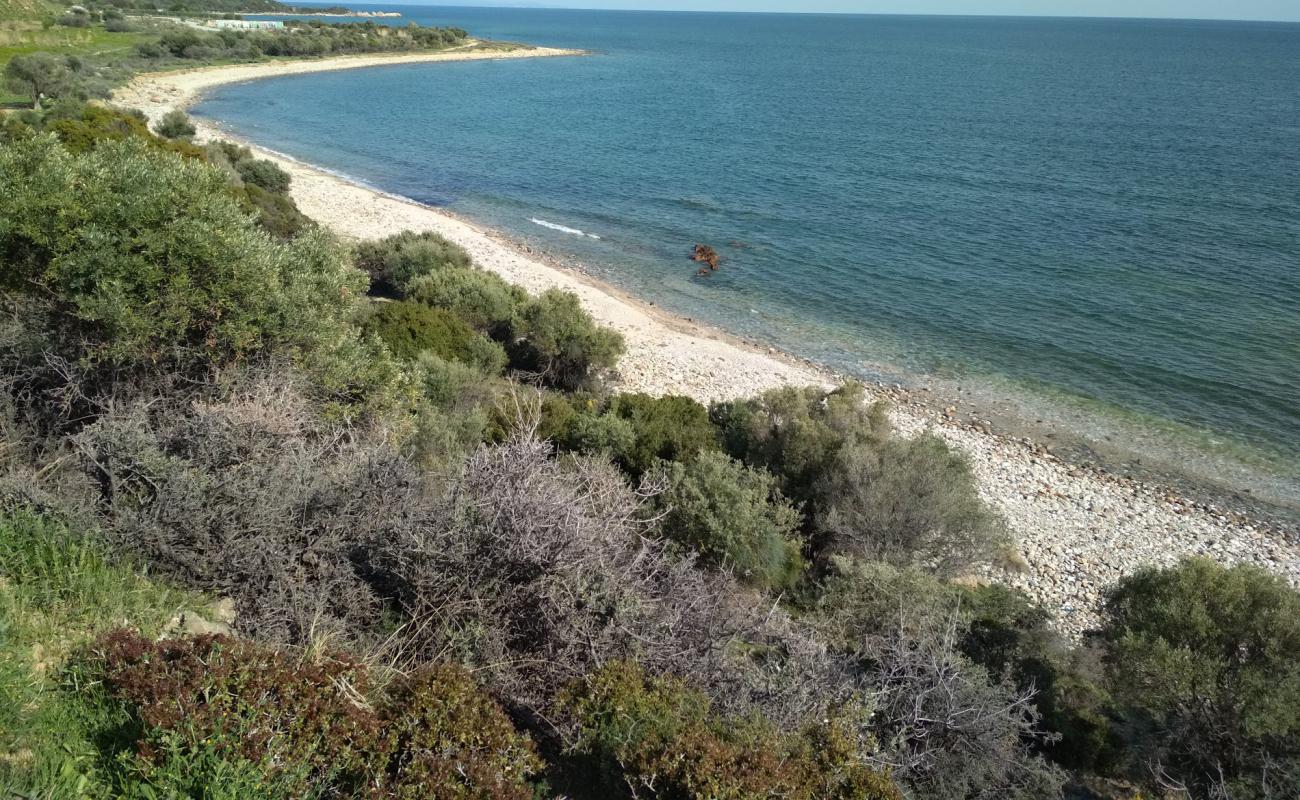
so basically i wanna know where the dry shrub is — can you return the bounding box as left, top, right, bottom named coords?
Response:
left=863, top=618, right=1068, bottom=800
left=371, top=430, right=847, bottom=729
left=69, top=371, right=425, bottom=645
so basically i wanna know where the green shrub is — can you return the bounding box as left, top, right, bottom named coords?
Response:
left=0, top=134, right=369, bottom=384
left=233, top=182, right=313, bottom=239
left=155, top=109, right=196, bottom=139
left=714, top=385, right=1006, bottom=575
left=44, top=104, right=203, bottom=157
left=364, top=301, right=507, bottom=373
left=711, top=383, right=887, bottom=508
left=654, top=451, right=804, bottom=589
left=235, top=156, right=291, bottom=193
left=559, top=661, right=901, bottom=800
left=1100, top=558, right=1300, bottom=799
left=407, top=266, right=527, bottom=334
left=817, top=433, right=1009, bottom=574
left=382, top=664, right=542, bottom=800
left=511, top=289, right=624, bottom=392
left=597, top=393, right=718, bottom=476
left=355, top=230, right=473, bottom=297
left=409, top=353, right=508, bottom=464
left=563, top=409, right=637, bottom=460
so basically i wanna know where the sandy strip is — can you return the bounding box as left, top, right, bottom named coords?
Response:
left=110, top=52, right=1299, bottom=637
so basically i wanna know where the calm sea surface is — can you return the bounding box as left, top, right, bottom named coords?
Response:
left=196, top=7, right=1300, bottom=506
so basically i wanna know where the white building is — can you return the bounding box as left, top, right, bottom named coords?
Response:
left=207, top=19, right=285, bottom=30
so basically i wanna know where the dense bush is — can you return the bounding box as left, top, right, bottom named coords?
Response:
left=713, top=384, right=1007, bottom=574
left=382, top=664, right=542, bottom=800
left=559, top=661, right=902, bottom=800
left=234, top=182, right=313, bottom=239
left=364, top=300, right=507, bottom=373
left=144, top=20, right=469, bottom=63
left=155, top=109, right=196, bottom=139
left=511, top=289, right=624, bottom=391
left=407, top=265, right=527, bottom=334
left=369, top=432, right=844, bottom=726
left=0, top=135, right=374, bottom=414
left=66, top=373, right=407, bottom=643
left=94, top=631, right=541, bottom=799
left=1100, top=558, right=1300, bottom=799
left=863, top=617, right=1069, bottom=800
left=355, top=229, right=474, bottom=297
left=38, top=103, right=202, bottom=158
left=567, top=392, right=718, bottom=476
left=808, top=557, right=1113, bottom=789
left=235, top=155, right=291, bottom=193
left=654, top=450, right=804, bottom=590
left=817, top=432, right=1009, bottom=574
left=712, top=383, right=886, bottom=506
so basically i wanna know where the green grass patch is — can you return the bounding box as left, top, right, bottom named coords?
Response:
left=0, top=509, right=211, bottom=797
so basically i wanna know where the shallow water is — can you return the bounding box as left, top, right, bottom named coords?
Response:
left=196, top=7, right=1300, bottom=506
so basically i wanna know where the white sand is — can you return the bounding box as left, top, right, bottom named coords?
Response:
left=111, top=51, right=1299, bottom=637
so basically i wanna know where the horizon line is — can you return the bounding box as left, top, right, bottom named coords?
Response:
left=314, top=2, right=1300, bottom=25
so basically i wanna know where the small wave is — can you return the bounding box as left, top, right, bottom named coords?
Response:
left=530, top=218, right=600, bottom=239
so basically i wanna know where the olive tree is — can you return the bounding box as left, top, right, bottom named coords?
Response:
left=3, top=53, right=74, bottom=109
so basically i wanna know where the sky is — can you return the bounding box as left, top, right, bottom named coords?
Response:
left=369, top=1, right=1300, bottom=22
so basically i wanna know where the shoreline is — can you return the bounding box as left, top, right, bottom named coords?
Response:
left=110, top=51, right=1299, bottom=639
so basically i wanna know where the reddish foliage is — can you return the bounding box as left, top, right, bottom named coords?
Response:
left=93, top=630, right=541, bottom=799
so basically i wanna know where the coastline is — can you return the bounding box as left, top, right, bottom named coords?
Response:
left=110, top=52, right=1300, bottom=639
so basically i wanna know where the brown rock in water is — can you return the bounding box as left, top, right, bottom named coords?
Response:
left=690, top=243, right=720, bottom=270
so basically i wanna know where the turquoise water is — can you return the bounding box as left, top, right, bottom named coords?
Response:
left=196, top=8, right=1300, bottom=504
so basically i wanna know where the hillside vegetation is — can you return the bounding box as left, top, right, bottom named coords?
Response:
left=1, top=29, right=1298, bottom=800
left=1, top=3, right=472, bottom=107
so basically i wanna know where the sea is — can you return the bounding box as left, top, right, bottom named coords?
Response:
left=193, top=6, right=1300, bottom=512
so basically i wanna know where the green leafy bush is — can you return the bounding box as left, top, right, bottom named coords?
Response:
left=155, top=109, right=196, bottom=139
left=563, top=408, right=637, bottom=459
left=407, top=266, right=527, bottom=334
left=235, top=156, right=291, bottom=193
left=0, top=135, right=369, bottom=388
left=1101, top=558, right=1300, bottom=799
left=654, top=450, right=804, bottom=589
left=817, top=433, right=1009, bottom=574
left=43, top=104, right=203, bottom=158
left=714, top=384, right=1007, bottom=574
left=233, top=182, right=313, bottom=239
left=559, top=661, right=902, bottom=800
left=355, top=230, right=474, bottom=297
left=364, top=301, right=507, bottom=373
left=711, top=383, right=887, bottom=507
left=511, top=289, right=624, bottom=391
left=591, top=393, right=718, bottom=476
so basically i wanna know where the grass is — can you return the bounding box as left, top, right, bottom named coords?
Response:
left=0, top=509, right=212, bottom=797
left=0, top=22, right=151, bottom=104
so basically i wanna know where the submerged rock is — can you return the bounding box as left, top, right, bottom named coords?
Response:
left=690, top=243, right=720, bottom=271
